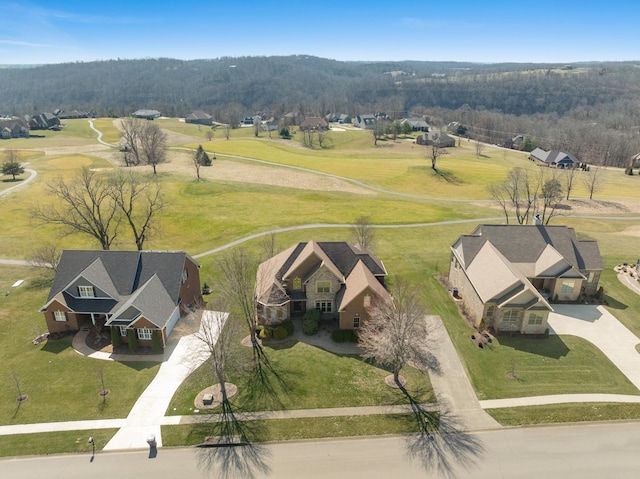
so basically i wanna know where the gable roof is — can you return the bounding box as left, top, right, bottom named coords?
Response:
left=43, top=250, right=195, bottom=326
left=530, top=148, right=579, bottom=165
left=256, top=241, right=388, bottom=309
left=339, top=260, right=391, bottom=311
left=458, top=225, right=603, bottom=272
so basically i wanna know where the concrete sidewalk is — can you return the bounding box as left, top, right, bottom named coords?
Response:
left=103, top=311, right=224, bottom=450
left=425, top=315, right=501, bottom=430
left=481, top=393, right=640, bottom=409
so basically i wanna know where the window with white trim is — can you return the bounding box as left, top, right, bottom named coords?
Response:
left=78, top=285, right=95, bottom=298
left=316, top=281, right=330, bottom=293
left=137, top=328, right=153, bottom=340
left=118, top=325, right=128, bottom=337
left=560, top=281, right=575, bottom=294
left=315, top=301, right=332, bottom=312
left=528, top=313, right=544, bottom=325
left=363, top=294, right=371, bottom=308
left=54, top=311, right=67, bottom=322
left=502, top=309, right=519, bottom=323
left=293, top=277, right=302, bottom=290
left=485, top=305, right=495, bottom=318
left=353, top=315, right=360, bottom=329
left=181, top=268, right=188, bottom=284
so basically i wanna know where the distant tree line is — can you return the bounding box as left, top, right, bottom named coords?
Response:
left=1, top=56, right=639, bottom=166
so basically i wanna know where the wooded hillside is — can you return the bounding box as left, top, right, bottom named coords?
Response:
left=2, top=56, right=639, bottom=166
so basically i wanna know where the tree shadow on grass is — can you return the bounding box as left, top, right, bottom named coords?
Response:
left=397, top=385, right=485, bottom=478
left=40, top=336, right=73, bottom=354
left=195, top=398, right=271, bottom=479
left=498, top=334, right=570, bottom=359
left=431, top=168, right=463, bottom=184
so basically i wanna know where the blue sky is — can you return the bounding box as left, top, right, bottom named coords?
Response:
left=1, top=0, right=638, bottom=65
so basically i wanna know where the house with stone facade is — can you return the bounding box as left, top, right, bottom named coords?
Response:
left=40, top=250, right=201, bottom=349
left=255, top=241, right=390, bottom=330
left=448, top=224, right=603, bottom=335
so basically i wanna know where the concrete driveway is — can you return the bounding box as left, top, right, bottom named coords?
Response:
left=547, top=304, right=640, bottom=390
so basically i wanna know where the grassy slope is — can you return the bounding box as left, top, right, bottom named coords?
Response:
left=2, top=119, right=640, bottom=436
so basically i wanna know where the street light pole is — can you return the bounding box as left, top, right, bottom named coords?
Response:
left=88, top=435, right=95, bottom=458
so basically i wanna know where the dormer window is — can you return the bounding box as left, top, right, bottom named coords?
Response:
left=78, top=285, right=95, bottom=298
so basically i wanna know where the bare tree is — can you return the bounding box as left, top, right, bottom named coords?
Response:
left=119, top=118, right=143, bottom=165
left=193, top=149, right=202, bottom=181
left=563, top=166, right=578, bottom=200
left=29, top=244, right=62, bottom=271
left=351, top=215, right=376, bottom=251
left=260, top=233, right=278, bottom=261
left=428, top=134, right=442, bottom=170
left=216, top=249, right=262, bottom=361
left=205, top=129, right=214, bottom=142
left=487, top=182, right=511, bottom=224
left=33, top=168, right=120, bottom=250
left=539, top=175, right=564, bottom=224
left=358, top=279, right=436, bottom=387
left=372, top=120, right=386, bottom=146
left=583, top=165, right=605, bottom=200
left=109, top=170, right=163, bottom=250
left=224, top=124, right=231, bottom=140
left=139, top=121, right=168, bottom=175
left=475, top=139, right=485, bottom=157
left=495, top=167, right=540, bottom=225
left=317, top=129, right=331, bottom=148
left=193, top=307, right=236, bottom=406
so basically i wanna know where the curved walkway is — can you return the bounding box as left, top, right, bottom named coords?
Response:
left=72, top=329, right=163, bottom=362
left=0, top=168, right=37, bottom=197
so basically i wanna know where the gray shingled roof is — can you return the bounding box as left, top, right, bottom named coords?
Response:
left=461, top=225, right=603, bottom=271
left=44, top=250, right=193, bottom=328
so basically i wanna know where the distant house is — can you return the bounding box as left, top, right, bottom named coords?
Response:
left=416, top=130, right=455, bottom=147
left=505, top=134, right=525, bottom=150
left=530, top=148, right=580, bottom=169
left=449, top=224, right=603, bottom=335
left=400, top=118, right=430, bottom=132
left=354, top=114, right=376, bottom=130
left=255, top=241, right=390, bottom=330
left=132, top=109, right=161, bottom=120
left=325, top=113, right=351, bottom=124
left=299, top=117, right=329, bottom=131
left=56, top=110, right=93, bottom=119
left=27, top=112, right=61, bottom=130
left=261, top=117, right=280, bottom=132
left=283, top=112, right=301, bottom=126
left=40, top=250, right=201, bottom=350
left=185, top=110, right=213, bottom=126
left=0, top=118, right=29, bottom=139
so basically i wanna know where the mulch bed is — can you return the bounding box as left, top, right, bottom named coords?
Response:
left=194, top=383, right=238, bottom=409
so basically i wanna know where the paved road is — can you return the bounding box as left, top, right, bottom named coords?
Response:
left=3, top=422, right=640, bottom=478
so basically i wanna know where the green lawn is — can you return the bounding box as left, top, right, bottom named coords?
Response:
left=0, top=429, right=118, bottom=457
left=488, top=403, right=640, bottom=426
left=0, top=265, right=159, bottom=425
left=168, top=332, right=433, bottom=416
left=162, top=414, right=419, bottom=446
left=2, top=117, right=640, bottom=435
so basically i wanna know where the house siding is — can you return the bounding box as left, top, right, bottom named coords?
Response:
left=178, top=257, right=202, bottom=314
left=43, top=300, right=83, bottom=334
left=448, top=255, right=485, bottom=327
left=338, top=288, right=374, bottom=330
left=305, top=266, right=342, bottom=319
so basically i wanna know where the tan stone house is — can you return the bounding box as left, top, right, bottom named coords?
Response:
left=40, top=250, right=201, bottom=349
left=449, top=225, right=603, bottom=334
left=255, top=241, right=390, bottom=330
